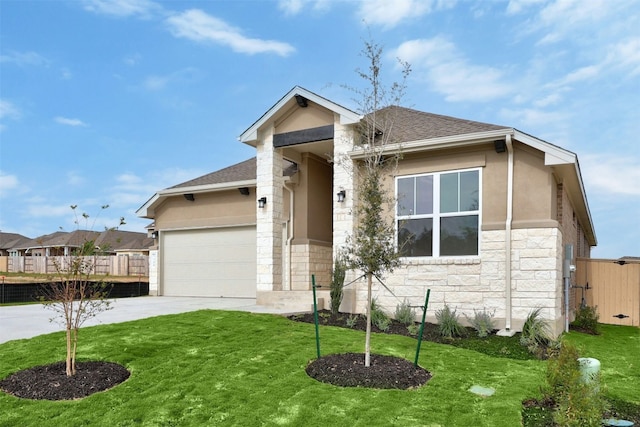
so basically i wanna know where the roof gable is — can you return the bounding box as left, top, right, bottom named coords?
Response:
left=239, top=86, right=360, bottom=144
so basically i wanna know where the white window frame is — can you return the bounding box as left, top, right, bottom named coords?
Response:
left=396, top=167, right=482, bottom=258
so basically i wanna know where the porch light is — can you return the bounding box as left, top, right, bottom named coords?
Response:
left=184, top=193, right=195, bottom=201
left=337, top=190, right=346, bottom=203
left=258, top=197, right=267, bottom=208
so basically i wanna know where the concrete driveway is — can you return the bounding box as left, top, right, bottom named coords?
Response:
left=0, top=296, right=293, bottom=344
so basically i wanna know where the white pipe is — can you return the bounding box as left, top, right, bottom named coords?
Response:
left=283, top=182, right=295, bottom=291
left=505, top=135, right=514, bottom=331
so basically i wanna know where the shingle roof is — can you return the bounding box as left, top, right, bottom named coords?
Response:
left=168, top=158, right=257, bottom=190
left=94, top=230, right=154, bottom=251
left=0, top=232, right=32, bottom=250
left=367, top=106, right=507, bottom=142
left=167, top=157, right=298, bottom=190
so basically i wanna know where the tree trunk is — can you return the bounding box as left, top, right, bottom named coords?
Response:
left=364, top=272, right=372, bottom=367
left=65, top=327, right=72, bottom=376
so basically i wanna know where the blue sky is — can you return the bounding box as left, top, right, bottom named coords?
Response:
left=1, top=0, right=638, bottom=258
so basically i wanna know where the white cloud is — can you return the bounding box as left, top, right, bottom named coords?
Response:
left=166, top=9, right=295, bottom=57
left=0, top=100, right=21, bottom=120
left=499, top=107, right=569, bottom=130
left=124, top=53, right=142, bottom=66
left=0, top=171, right=19, bottom=198
left=278, top=0, right=332, bottom=16
left=506, top=0, right=546, bottom=15
left=581, top=154, right=640, bottom=196
left=394, top=37, right=513, bottom=102
left=605, top=38, right=640, bottom=77
left=55, top=117, right=88, bottom=127
left=67, top=171, right=85, bottom=186
left=142, top=67, right=201, bottom=91
left=82, top=0, right=161, bottom=18
left=358, top=0, right=455, bottom=29
left=0, top=50, right=50, bottom=67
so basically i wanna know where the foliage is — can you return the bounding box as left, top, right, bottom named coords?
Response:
left=435, top=304, right=465, bottom=338
left=370, top=298, right=391, bottom=332
left=464, top=308, right=496, bottom=338
left=572, top=305, right=600, bottom=334
left=40, top=205, right=124, bottom=376
left=406, top=323, right=420, bottom=336
left=520, top=307, right=551, bottom=354
left=345, top=314, right=359, bottom=328
left=329, top=252, right=347, bottom=315
left=341, top=37, right=410, bottom=367
left=544, top=341, right=606, bottom=427
left=394, top=298, right=416, bottom=326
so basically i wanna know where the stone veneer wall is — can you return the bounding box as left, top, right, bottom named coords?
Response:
left=290, top=242, right=333, bottom=290
left=346, top=227, right=565, bottom=336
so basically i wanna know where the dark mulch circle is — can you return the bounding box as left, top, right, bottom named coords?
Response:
left=0, top=361, right=130, bottom=401
left=306, top=352, right=431, bottom=389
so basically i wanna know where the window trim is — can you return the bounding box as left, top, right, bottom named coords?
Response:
left=396, top=167, right=482, bottom=258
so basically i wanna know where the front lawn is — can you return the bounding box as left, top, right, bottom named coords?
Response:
left=0, top=310, right=637, bottom=426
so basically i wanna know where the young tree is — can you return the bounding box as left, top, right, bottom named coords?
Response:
left=343, top=39, right=411, bottom=367
left=41, top=205, right=125, bottom=376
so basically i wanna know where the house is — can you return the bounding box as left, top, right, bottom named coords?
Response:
left=0, top=232, right=32, bottom=256
left=137, top=86, right=596, bottom=336
left=8, top=230, right=153, bottom=256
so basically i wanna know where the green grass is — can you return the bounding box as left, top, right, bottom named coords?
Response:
left=0, top=312, right=637, bottom=427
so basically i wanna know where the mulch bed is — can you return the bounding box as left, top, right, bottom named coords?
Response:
left=0, top=361, right=130, bottom=401
left=306, top=352, right=431, bottom=389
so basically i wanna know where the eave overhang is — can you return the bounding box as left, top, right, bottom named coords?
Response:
left=136, top=179, right=257, bottom=219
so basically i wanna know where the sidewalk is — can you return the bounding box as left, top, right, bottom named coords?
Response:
left=0, top=296, right=293, bottom=344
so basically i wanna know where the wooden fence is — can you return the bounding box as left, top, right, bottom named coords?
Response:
left=575, top=258, right=640, bottom=327
left=2, top=255, right=149, bottom=277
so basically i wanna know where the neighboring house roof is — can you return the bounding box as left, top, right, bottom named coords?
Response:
left=0, top=232, right=32, bottom=252
left=9, top=230, right=152, bottom=253
left=94, top=230, right=154, bottom=252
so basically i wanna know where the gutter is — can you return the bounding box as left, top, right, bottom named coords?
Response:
left=498, top=134, right=515, bottom=336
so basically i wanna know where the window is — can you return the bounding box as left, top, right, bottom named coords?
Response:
left=397, top=169, right=480, bottom=257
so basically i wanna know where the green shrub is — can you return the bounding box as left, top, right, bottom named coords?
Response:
left=464, top=308, right=496, bottom=338
left=406, top=323, right=419, bottom=336
left=345, top=314, right=359, bottom=328
left=572, top=305, right=600, bottom=334
left=435, top=304, right=465, bottom=338
left=330, top=253, right=347, bottom=315
left=520, top=308, right=550, bottom=353
left=394, top=299, right=416, bottom=325
left=545, top=341, right=606, bottom=427
left=371, top=298, right=391, bottom=331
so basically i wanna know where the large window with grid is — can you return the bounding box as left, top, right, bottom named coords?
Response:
left=396, top=169, right=480, bottom=257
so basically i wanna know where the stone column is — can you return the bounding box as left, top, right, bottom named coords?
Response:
left=256, top=125, right=283, bottom=292
left=333, top=118, right=356, bottom=254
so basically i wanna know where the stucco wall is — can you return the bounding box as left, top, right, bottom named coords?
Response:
left=154, top=189, right=256, bottom=230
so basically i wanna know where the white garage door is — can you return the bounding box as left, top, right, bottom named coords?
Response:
left=161, top=226, right=256, bottom=298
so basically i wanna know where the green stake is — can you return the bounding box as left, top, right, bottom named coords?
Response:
left=312, top=274, right=321, bottom=359
left=414, top=289, right=431, bottom=367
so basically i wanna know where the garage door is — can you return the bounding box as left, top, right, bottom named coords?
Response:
left=161, top=226, right=256, bottom=298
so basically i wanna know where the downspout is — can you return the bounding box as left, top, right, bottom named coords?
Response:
left=504, top=134, right=514, bottom=332
left=283, top=181, right=295, bottom=291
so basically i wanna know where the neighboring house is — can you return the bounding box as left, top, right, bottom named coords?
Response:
left=137, top=86, right=596, bottom=336
left=8, top=230, right=152, bottom=256
left=0, top=232, right=32, bottom=256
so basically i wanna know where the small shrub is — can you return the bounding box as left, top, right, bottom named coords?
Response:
left=464, top=308, right=496, bottom=338
left=435, top=304, right=465, bottom=338
left=572, top=305, right=600, bottom=334
left=329, top=253, right=347, bottom=315
left=345, top=314, right=359, bottom=328
left=394, top=299, right=416, bottom=325
left=520, top=307, right=550, bottom=354
left=371, top=298, right=391, bottom=331
left=545, top=341, right=606, bottom=427
left=406, top=323, right=419, bottom=336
